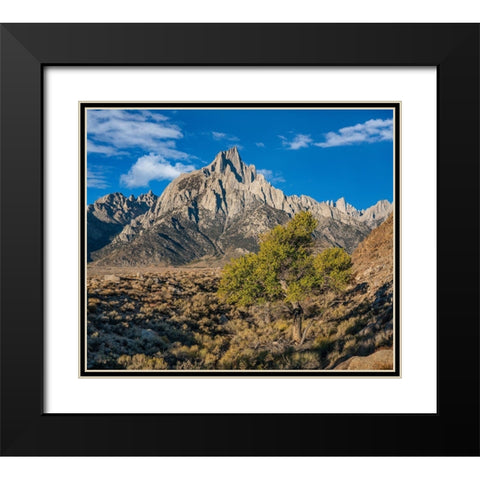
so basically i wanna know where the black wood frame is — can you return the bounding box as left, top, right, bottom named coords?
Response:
left=0, top=23, right=478, bottom=456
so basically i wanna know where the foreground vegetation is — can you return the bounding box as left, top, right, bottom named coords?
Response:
left=87, top=269, right=393, bottom=371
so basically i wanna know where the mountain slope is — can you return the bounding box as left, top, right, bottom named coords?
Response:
left=88, top=147, right=392, bottom=266
left=351, top=212, right=394, bottom=290
left=332, top=213, right=395, bottom=369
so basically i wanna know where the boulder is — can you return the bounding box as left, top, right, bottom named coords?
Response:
left=335, top=349, right=393, bottom=370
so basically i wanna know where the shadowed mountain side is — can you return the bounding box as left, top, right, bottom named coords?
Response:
left=86, top=191, right=157, bottom=261
left=91, top=203, right=292, bottom=266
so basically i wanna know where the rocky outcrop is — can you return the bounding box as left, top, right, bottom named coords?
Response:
left=335, top=349, right=393, bottom=370
left=361, top=199, right=394, bottom=226
left=326, top=197, right=392, bottom=227
left=88, top=147, right=393, bottom=266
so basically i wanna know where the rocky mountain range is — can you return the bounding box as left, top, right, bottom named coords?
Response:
left=87, top=146, right=393, bottom=266
left=87, top=190, right=157, bottom=260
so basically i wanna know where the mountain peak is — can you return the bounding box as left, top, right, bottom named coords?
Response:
left=332, top=197, right=358, bottom=215
left=138, top=189, right=156, bottom=199
left=209, top=146, right=255, bottom=183
left=211, top=145, right=241, bottom=167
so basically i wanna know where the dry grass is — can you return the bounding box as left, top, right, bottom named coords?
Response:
left=86, top=265, right=394, bottom=371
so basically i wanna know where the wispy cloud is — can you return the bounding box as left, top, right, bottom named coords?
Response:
left=258, top=168, right=285, bottom=185
left=87, top=109, right=189, bottom=159
left=87, top=167, right=110, bottom=189
left=212, top=131, right=240, bottom=142
left=255, top=142, right=265, bottom=148
left=120, top=153, right=195, bottom=188
left=279, top=134, right=313, bottom=150
left=87, top=140, right=119, bottom=156
left=212, top=131, right=227, bottom=140
left=315, top=118, right=393, bottom=148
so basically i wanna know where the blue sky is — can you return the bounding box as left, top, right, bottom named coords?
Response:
left=86, top=107, right=394, bottom=210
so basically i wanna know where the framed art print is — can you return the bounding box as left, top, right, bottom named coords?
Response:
left=1, top=24, right=479, bottom=456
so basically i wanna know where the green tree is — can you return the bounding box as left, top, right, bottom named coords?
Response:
left=314, top=246, right=352, bottom=292
left=218, top=211, right=352, bottom=343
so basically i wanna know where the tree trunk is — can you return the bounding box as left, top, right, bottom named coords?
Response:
left=292, top=315, right=302, bottom=343
left=291, top=302, right=304, bottom=343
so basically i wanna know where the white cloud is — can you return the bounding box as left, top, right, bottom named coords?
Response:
left=87, top=109, right=188, bottom=158
left=280, top=134, right=313, bottom=150
left=255, top=142, right=265, bottom=148
left=315, top=118, right=393, bottom=148
left=87, top=140, right=119, bottom=156
left=87, top=167, right=109, bottom=189
left=212, top=131, right=226, bottom=140
left=212, top=131, right=240, bottom=142
left=258, top=168, right=285, bottom=184
left=120, top=153, right=195, bottom=188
